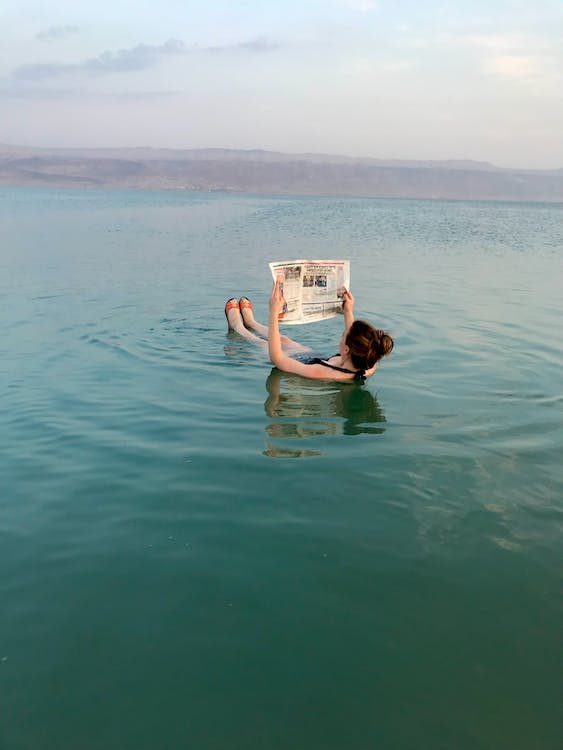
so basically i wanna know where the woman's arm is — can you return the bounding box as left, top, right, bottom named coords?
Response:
left=268, top=280, right=352, bottom=380
left=268, top=279, right=286, bottom=366
left=342, top=290, right=355, bottom=333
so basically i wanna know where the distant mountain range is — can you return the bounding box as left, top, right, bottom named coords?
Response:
left=1, top=143, right=562, bottom=202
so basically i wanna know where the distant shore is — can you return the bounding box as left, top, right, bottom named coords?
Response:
left=1, top=144, right=562, bottom=202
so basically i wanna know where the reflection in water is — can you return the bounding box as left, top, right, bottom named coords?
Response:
left=223, top=336, right=267, bottom=359
left=263, top=369, right=386, bottom=458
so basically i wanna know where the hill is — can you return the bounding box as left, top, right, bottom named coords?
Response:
left=1, top=144, right=561, bottom=202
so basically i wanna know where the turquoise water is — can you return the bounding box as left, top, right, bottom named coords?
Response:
left=1, top=188, right=562, bottom=749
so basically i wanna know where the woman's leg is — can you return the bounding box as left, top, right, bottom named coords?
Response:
left=240, top=298, right=311, bottom=352
left=226, top=299, right=265, bottom=344
left=239, top=299, right=269, bottom=337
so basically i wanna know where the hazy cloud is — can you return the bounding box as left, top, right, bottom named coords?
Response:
left=235, top=37, right=279, bottom=52
left=12, top=39, right=186, bottom=81
left=439, top=31, right=548, bottom=56
left=484, top=55, right=536, bottom=79
left=464, top=34, right=528, bottom=52
left=442, top=33, right=555, bottom=81
left=36, top=25, right=79, bottom=41
left=423, top=31, right=556, bottom=82
left=11, top=63, right=76, bottom=82
left=206, top=36, right=279, bottom=53
left=11, top=36, right=278, bottom=82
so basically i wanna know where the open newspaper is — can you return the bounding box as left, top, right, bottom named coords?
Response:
left=269, top=259, right=350, bottom=324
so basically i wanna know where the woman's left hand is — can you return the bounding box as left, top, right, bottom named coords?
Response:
left=342, top=289, right=355, bottom=313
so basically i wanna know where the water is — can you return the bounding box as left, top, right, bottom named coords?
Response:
left=1, top=188, right=562, bottom=750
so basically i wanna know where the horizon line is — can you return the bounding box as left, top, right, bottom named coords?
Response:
left=1, top=141, right=562, bottom=173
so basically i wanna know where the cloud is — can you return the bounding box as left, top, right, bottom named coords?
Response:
left=36, top=25, right=79, bottom=41
left=11, top=62, right=75, bottom=82
left=235, top=37, right=279, bottom=53
left=11, top=37, right=278, bottom=82
left=12, top=39, right=186, bottom=81
left=437, top=31, right=545, bottom=55
left=430, top=31, right=555, bottom=83
left=484, top=55, right=536, bottom=79
left=206, top=36, right=279, bottom=53
left=464, top=34, right=526, bottom=52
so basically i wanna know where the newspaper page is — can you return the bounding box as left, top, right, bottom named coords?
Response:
left=268, top=259, right=350, bottom=324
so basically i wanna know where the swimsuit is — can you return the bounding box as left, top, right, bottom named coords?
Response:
left=299, top=354, right=366, bottom=383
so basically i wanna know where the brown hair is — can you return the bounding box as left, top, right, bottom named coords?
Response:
left=346, top=320, right=394, bottom=376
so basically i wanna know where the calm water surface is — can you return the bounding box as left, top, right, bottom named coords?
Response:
left=1, top=188, right=562, bottom=749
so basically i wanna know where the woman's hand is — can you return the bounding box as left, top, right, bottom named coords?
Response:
left=268, top=279, right=285, bottom=365
left=342, top=288, right=355, bottom=330
left=269, top=278, right=285, bottom=317
left=342, top=289, right=355, bottom=314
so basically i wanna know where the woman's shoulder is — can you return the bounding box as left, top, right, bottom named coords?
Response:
left=324, top=354, right=344, bottom=365
left=326, top=355, right=377, bottom=381
left=279, top=358, right=355, bottom=381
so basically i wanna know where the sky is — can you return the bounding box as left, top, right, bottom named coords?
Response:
left=1, top=0, right=562, bottom=168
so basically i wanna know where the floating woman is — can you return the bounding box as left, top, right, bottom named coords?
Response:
left=225, top=280, right=394, bottom=383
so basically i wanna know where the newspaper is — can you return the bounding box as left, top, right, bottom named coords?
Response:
left=269, top=259, right=350, bottom=324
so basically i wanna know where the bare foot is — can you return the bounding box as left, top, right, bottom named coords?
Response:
left=225, top=298, right=241, bottom=331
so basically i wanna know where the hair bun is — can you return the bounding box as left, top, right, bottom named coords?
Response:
left=371, top=330, right=393, bottom=361
left=380, top=333, right=394, bottom=357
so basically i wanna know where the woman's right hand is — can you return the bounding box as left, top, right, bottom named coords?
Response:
left=269, top=278, right=285, bottom=317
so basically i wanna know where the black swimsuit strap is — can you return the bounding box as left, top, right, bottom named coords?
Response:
left=308, top=356, right=365, bottom=383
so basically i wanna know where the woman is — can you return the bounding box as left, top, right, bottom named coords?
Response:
left=225, top=280, right=393, bottom=382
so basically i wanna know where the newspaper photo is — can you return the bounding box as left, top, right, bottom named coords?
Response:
left=268, top=259, right=350, bottom=324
